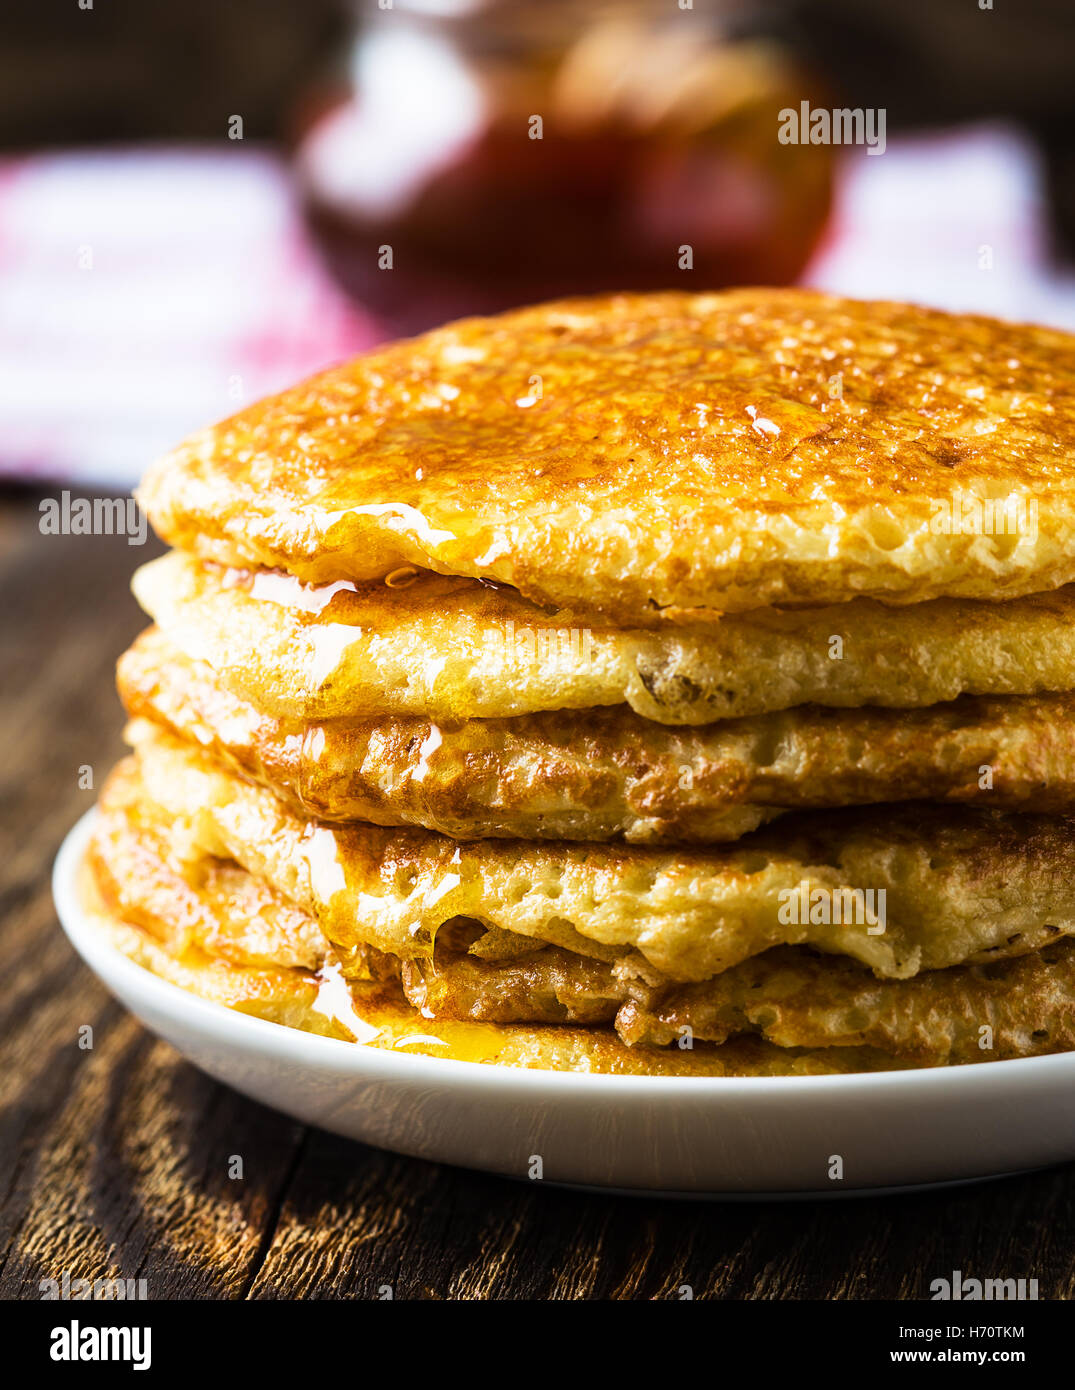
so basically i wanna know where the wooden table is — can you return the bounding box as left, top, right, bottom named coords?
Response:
left=2, top=487, right=1073, bottom=1302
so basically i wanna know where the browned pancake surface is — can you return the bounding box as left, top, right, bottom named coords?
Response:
left=120, top=626, right=1075, bottom=842
left=115, top=729, right=1075, bottom=983
left=138, top=290, right=1075, bottom=620
left=133, top=550, right=1075, bottom=724
left=88, top=788, right=1075, bottom=1069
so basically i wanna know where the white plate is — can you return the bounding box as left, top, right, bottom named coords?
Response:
left=54, top=811, right=1075, bottom=1196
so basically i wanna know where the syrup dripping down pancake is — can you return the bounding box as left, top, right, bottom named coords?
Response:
left=133, top=550, right=1075, bottom=725
left=113, top=728, right=1075, bottom=985
left=88, top=791, right=1075, bottom=1070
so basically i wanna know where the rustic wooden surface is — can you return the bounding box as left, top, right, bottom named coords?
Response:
left=2, top=486, right=1074, bottom=1302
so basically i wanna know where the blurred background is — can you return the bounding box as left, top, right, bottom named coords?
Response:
left=2, top=0, right=1075, bottom=490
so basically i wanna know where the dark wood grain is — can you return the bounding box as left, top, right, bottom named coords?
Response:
left=2, top=487, right=1073, bottom=1301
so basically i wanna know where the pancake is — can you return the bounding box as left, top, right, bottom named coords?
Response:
left=85, top=830, right=339, bottom=1038
left=133, top=550, right=1075, bottom=725
left=89, top=782, right=326, bottom=972
left=383, top=935, right=1075, bottom=1067
left=121, top=627, right=1075, bottom=843
left=614, top=940, right=1075, bottom=1062
left=83, top=833, right=898, bottom=1076
left=137, top=290, right=1075, bottom=622
left=116, top=728, right=1075, bottom=982
left=88, top=799, right=1075, bottom=1069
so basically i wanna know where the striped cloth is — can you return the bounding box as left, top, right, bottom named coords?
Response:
left=0, top=146, right=376, bottom=489
left=2, top=127, right=1074, bottom=490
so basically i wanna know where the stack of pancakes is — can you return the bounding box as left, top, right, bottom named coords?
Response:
left=87, top=289, right=1075, bottom=1075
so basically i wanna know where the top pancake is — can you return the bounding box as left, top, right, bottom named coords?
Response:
left=137, top=289, right=1075, bottom=622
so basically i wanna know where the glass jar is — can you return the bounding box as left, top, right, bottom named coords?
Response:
left=295, top=0, right=833, bottom=334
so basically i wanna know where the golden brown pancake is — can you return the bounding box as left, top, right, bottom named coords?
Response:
left=85, top=832, right=340, bottom=1038
left=613, top=940, right=1075, bottom=1063
left=133, top=550, right=1075, bottom=725
left=121, top=626, right=1075, bottom=843
left=89, top=784, right=326, bottom=972
left=83, top=828, right=899, bottom=1075
left=116, top=728, right=1075, bottom=983
left=384, top=936, right=1075, bottom=1066
left=88, top=797, right=1075, bottom=1069
left=137, top=290, right=1075, bottom=621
